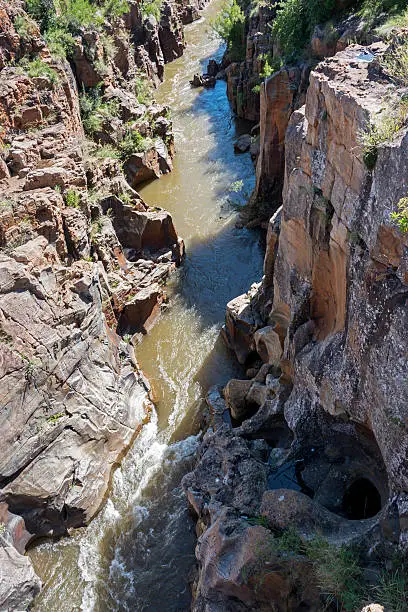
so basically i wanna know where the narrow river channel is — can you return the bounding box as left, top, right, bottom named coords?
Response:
left=29, top=2, right=264, bottom=609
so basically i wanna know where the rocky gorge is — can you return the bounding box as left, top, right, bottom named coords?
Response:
left=182, top=2, right=408, bottom=611
left=0, top=0, right=204, bottom=606
left=1, top=0, right=408, bottom=610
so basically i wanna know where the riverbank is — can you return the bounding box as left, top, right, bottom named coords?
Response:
left=26, top=2, right=264, bottom=609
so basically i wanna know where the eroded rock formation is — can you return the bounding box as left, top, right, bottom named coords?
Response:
left=0, top=0, right=207, bottom=606
left=185, top=40, right=408, bottom=611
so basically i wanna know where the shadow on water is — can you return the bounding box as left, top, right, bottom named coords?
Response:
left=88, top=40, right=264, bottom=612
left=29, top=7, right=264, bottom=612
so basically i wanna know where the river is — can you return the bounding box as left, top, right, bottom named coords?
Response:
left=29, top=2, right=264, bottom=609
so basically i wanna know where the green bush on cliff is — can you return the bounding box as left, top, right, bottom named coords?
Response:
left=375, top=564, right=408, bottom=611
left=360, top=0, right=408, bottom=27
left=45, top=27, right=76, bottom=58
left=134, top=74, right=152, bottom=104
left=14, top=15, right=38, bottom=40
left=271, top=0, right=336, bottom=57
left=140, top=0, right=163, bottom=21
left=80, top=89, right=120, bottom=136
left=391, top=197, right=408, bottom=233
left=18, top=57, right=59, bottom=85
left=25, top=0, right=129, bottom=58
left=360, top=101, right=408, bottom=169
left=381, top=41, right=408, bottom=87
left=26, top=0, right=55, bottom=30
left=212, top=0, right=246, bottom=61
left=305, top=536, right=364, bottom=611
left=119, top=129, right=151, bottom=159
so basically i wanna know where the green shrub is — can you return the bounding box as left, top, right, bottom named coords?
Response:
left=360, top=0, right=407, bottom=28
left=375, top=565, right=408, bottom=611
left=212, top=0, right=246, bottom=61
left=140, top=0, right=163, bottom=21
left=14, top=14, right=38, bottom=40
left=271, top=0, right=336, bottom=58
left=65, top=189, right=81, bottom=208
left=94, top=144, right=121, bottom=159
left=134, top=74, right=152, bottom=105
left=360, top=102, right=408, bottom=169
left=79, top=89, right=120, bottom=136
left=377, top=5, right=408, bottom=32
left=119, top=129, right=150, bottom=159
left=45, top=26, right=76, bottom=58
left=391, top=197, right=408, bottom=233
left=381, top=41, right=408, bottom=87
left=57, top=0, right=104, bottom=31
left=26, top=0, right=129, bottom=54
left=18, top=57, right=59, bottom=85
left=47, top=411, right=65, bottom=423
left=305, top=537, right=364, bottom=611
left=26, top=0, right=55, bottom=30
left=102, top=0, right=129, bottom=18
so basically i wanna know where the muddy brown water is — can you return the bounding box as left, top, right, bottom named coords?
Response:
left=29, top=3, right=263, bottom=609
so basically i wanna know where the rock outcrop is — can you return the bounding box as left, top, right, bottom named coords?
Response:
left=0, top=502, right=41, bottom=610
left=0, top=0, right=209, bottom=604
left=0, top=1, right=184, bottom=536
left=185, top=40, right=408, bottom=611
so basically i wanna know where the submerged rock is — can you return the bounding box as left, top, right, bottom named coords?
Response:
left=190, top=73, right=216, bottom=88
left=234, top=133, right=252, bottom=153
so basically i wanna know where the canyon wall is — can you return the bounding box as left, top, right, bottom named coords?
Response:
left=0, top=0, right=206, bottom=606
left=185, top=35, right=408, bottom=612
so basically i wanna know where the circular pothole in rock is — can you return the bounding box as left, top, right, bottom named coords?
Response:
left=342, top=478, right=382, bottom=520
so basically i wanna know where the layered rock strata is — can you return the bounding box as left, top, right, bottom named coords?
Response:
left=0, top=0, right=206, bottom=606
left=185, top=42, right=408, bottom=610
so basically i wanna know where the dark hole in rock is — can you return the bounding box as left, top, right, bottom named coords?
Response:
left=264, top=423, right=293, bottom=449
left=342, top=478, right=382, bottom=520
left=230, top=401, right=260, bottom=427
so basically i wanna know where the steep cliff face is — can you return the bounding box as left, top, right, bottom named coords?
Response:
left=230, top=0, right=378, bottom=226
left=0, top=0, right=204, bottom=606
left=225, top=4, right=275, bottom=122
left=185, top=40, right=408, bottom=610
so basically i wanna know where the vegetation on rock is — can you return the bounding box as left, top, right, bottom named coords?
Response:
left=360, top=100, right=408, bottom=169
left=212, top=0, right=246, bottom=61
left=391, top=197, right=408, bottom=233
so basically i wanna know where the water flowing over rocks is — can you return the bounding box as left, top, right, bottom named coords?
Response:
left=185, top=37, right=408, bottom=610
left=0, top=0, right=210, bottom=605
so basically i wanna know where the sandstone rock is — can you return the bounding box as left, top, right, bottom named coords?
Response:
left=224, top=379, right=253, bottom=421
left=117, top=283, right=162, bottom=334
left=254, top=325, right=282, bottom=366
left=224, top=4, right=277, bottom=122
left=206, top=59, right=220, bottom=77
left=311, top=24, right=339, bottom=58
left=0, top=158, right=9, bottom=179
left=260, top=489, right=378, bottom=543
left=190, top=73, right=216, bottom=88
left=224, top=285, right=263, bottom=364
left=0, top=500, right=41, bottom=609
left=248, top=65, right=310, bottom=223
left=205, top=386, right=230, bottom=430
left=0, top=545, right=41, bottom=610
left=124, top=140, right=173, bottom=186
left=183, top=427, right=267, bottom=519
left=193, top=513, right=319, bottom=612
left=188, top=40, right=408, bottom=611
left=0, top=0, right=186, bottom=549
left=159, top=0, right=185, bottom=63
